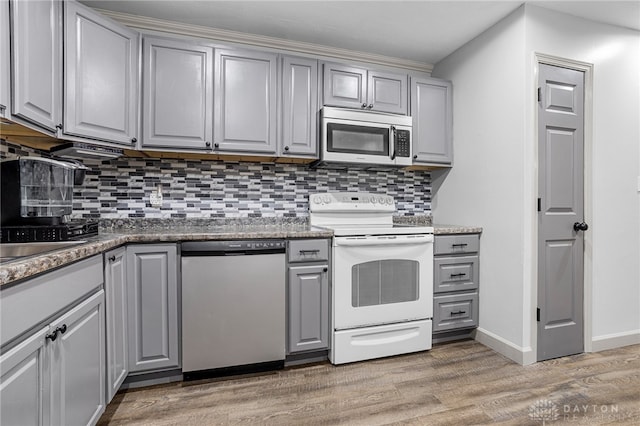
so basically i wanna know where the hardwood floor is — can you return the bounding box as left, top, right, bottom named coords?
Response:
left=98, top=340, right=640, bottom=425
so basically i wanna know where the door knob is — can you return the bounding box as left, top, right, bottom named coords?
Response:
left=573, top=222, right=589, bottom=231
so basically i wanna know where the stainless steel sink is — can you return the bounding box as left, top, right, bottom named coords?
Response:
left=0, top=240, right=87, bottom=262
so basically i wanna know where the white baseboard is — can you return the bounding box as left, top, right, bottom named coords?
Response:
left=473, top=328, right=536, bottom=365
left=591, top=329, right=640, bottom=352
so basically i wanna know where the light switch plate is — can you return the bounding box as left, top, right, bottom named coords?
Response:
left=150, top=186, right=163, bottom=207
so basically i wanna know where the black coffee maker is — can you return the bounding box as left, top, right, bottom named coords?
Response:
left=0, top=157, right=97, bottom=242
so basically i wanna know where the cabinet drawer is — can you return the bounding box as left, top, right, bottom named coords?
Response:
left=434, top=234, right=479, bottom=255
left=288, top=239, right=329, bottom=263
left=434, top=255, right=479, bottom=294
left=433, top=292, right=478, bottom=332
left=1, top=255, right=103, bottom=348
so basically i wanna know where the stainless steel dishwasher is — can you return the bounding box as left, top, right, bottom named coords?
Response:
left=181, top=240, right=286, bottom=380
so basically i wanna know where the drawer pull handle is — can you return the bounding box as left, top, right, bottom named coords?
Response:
left=451, top=243, right=468, bottom=248
left=450, top=310, right=466, bottom=316
left=450, top=273, right=466, bottom=278
left=299, top=249, right=320, bottom=254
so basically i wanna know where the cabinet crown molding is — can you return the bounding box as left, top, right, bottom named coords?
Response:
left=96, top=8, right=434, bottom=74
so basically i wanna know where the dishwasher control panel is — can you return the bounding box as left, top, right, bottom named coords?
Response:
left=182, top=239, right=286, bottom=255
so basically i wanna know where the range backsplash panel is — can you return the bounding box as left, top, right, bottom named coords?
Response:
left=1, top=140, right=431, bottom=219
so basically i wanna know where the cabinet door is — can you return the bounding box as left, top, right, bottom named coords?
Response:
left=367, top=70, right=407, bottom=114
left=214, top=49, right=277, bottom=153
left=10, top=0, right=61, bottom=132
left=127, top=244, right=179, bottom=373
left=142, top=37, right=213, bottom=150
left=411, top=77, right=453, bottom=164
left=281, top=55, right=318, bottom=157
left=49, top=290, right=106, bottom=426
left=0, top=327, right=48, bottom=426
left=288, top=264, right=329, bottom=353
left=63, top=1, right=138, bottom=145
left=104, top=247, right=128, bottom=402
left=0, top=0, right=9, bottom=117
left=322, top=62, right=367, bottom=109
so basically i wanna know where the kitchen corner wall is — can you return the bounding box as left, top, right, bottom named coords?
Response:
left=0, top=140, right=431, bottom=219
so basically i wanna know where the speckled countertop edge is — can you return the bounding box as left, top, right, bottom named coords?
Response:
left=433, top=224, right=483, bottom=235
left=0, top=223, right=333, bottom=287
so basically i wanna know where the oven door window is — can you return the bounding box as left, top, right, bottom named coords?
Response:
left=327, top=123, right=389, bottom=156
left=351, top=259, right=419, bottom=307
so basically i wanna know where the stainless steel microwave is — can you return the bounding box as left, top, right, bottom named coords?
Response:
left=320, top=107, right=412, bottom=167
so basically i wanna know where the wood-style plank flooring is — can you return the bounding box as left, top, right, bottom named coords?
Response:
left=98, top=340, right=640, bottom=425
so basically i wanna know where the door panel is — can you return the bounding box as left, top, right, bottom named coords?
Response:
left=281, top=56, right=318, bottom=156
left=537, top=63, right=585, bottom=361
left=214, top=49, right=277, bottom=153
left=10, top=0, right=61, bottom=131
left=367, top=70, right=407, bottom=114
left=143, top=37, right=213, bottom=149
left=63, top=1, right=138, bottom=144
left=322, top=63, right=366, bottom=109
left=410, top=77, right=452, bottom=164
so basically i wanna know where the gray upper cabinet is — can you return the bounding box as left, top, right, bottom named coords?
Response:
left=280, top=55, right=318, bottom=157
left=214, top=48, right=277, bottom=154
left=9, top=0, right=62, bottom=133
left=410, top=76, right=453, bottom=165
left=104, top=247, right=128, bottom=403
left=142, top=37, right=213, bottom=150
left=63, top=0, right=139, bottom=145
left=127, top=244, right=180, bottom=373
left=322, top=62, right=367, bottom=110
left=0, top=0, right=9, bottom=117
left=367, top=70, right=408, bottom=114
left=323, top=62, right=407, bottom=114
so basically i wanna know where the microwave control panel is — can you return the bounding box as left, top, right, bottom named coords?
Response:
left=395, top=129, right=411, bottom=158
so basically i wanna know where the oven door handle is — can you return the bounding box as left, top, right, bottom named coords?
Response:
left=335, top=235, right=433, bottom=247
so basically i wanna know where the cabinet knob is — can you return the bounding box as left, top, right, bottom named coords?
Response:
left=205, top=142, right=211, bottom=148
left=367, top=104, right=373, bottom=109
left=56, top=123, right=63, bottom=130
left=213, top=143, right=219, bottom=149
left=57, top=324, right=67, bottom=335
left=323, top=267, right=328, bottom=273
left=131, top=137, right=137, bottom=144
left=413, top=155, right=418, bottom=160
left=361, top=103, right=367, bottom=109
left=108, top=255, right=116, bottom=262
left=284, top=146, right=290, bottom=152
left=46, top=330, right=58, bottom=341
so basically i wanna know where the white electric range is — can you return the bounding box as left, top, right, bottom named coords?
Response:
left=309, top=192, right=434, bottom=364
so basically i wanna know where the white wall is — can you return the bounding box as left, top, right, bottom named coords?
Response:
left=432, top=4, right=640, bottom=363
left=431, top=6, right=531, bottom=362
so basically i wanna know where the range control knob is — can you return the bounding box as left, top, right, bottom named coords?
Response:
left=313, top=196, right=321, bottom=204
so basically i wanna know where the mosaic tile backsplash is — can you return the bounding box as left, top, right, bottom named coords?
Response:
left=1, top=140, right=431, bottom=219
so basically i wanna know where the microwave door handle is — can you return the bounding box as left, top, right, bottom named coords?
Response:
left=390, top=126, right=397, bottom=160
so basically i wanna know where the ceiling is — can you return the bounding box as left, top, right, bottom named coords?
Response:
left=80, top=1, right=640, bottom=66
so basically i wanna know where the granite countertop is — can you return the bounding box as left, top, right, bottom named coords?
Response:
left=0, top=222, right=333, bottom=287
left=433, top=224, right=483, bottom=235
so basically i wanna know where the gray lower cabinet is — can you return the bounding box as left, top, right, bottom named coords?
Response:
left=63, top=1, right=139, bottom=145
left=323, top=62, right=407, bottom=114
left=9, top=0, right=62, bottom=133
left=280, top=55, right=318, bottom=157
left=287, top=239, right=330, bottom=354
left=214, top=48, right=277, bottom=154
left=104, top=247, right=128, bottom=402
left=142, top=36, right=213, bottom=150
left=433, top=233, right=480, bottom=336
left=410, top=76, right=453, bottom=165
left=126, top=244, right=180, bottom=373
left=0, top=0, right=9, bottom=117
left=0, top=255, right=106, bottom=426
